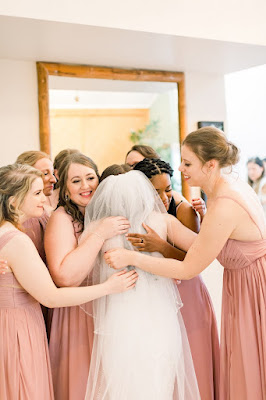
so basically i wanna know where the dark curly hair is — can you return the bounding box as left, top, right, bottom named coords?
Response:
left=133, top=158, right=173, bottom=179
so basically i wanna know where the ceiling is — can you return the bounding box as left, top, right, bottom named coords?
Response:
left=1, top=15, right=266, bottom=75
left=1, top=0, right=266, bottom=46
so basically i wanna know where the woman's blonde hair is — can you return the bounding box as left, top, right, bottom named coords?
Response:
left=0, top=163, right=42, bottom=228
left=183, top=127, right=239, bottom=168
left=16, top=150, right=50, bottom=167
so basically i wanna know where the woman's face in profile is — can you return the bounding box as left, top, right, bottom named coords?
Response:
left=125, top=151, right=144, bottom=169
left=33, top=157, right=56, bottom=197
left=20, top=177, right=46, bottom=220
left=247, top=162, right=264, bottom=182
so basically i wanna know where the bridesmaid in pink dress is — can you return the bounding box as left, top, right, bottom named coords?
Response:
left=0, top=163, right=137, bottom=400
left=45, top=153, right=131, bottom=400
left=106, top=127, right=266, bottom=400
left=130, top=158, right=220, bottom=400
left=16, top=150, right=57, bottom=332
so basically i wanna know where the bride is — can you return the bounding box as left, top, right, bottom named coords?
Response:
left=81, top=170, right=200, bottom=400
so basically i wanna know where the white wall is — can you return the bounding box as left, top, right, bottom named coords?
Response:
left=225, top=64, right=266, bottom=180
left=186, top=71, right=227, bottom=133
left=0, top=59, right=39, bottom=166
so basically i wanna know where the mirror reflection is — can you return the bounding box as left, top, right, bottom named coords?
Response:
left=49, top=77, right=182, bottom=191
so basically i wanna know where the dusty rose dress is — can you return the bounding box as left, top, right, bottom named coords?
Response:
left=23, top=211, right=49, bottom=263
left=48, top=221, right=94, bottom=400
left=168, top=197, right=220, bottom=400
left=178, top=278, right=220, bottom=400
left=23, top=211, right=51, bottom=335
left=217, top=197, right=266, bottom=400
left=0, top=231, right=54, bottom=400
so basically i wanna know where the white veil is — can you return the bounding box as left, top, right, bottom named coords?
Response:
left=83, top=171, right=200, bottom=400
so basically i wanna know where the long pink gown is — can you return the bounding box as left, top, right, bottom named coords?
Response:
left=169, top=198, right=220, bottom=400
left=23, top=211, right=52, bottom=336
left=48, top=220, right=94, bottom=400
left=0, top=231, right=54, bottom=400
left=217, top=197, right=266, bottom=399
left=178, top=278, right=220, bottom=400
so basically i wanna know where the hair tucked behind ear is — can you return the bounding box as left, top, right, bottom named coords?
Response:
left=183, top=127, right=239, bottom=168
left=57, top=153, right=99, bottom=225
left=53, top=149, right=80, bottom=189
left=0, top=163, right=42, bottom=228
left=133, top=158, right=173, bottom=179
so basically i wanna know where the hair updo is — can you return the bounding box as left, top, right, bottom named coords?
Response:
left=100, top=164, right=131, bottom=183
left=16, top=150, right=51, bottom=166
left=183, top=127, right=239, bottom=168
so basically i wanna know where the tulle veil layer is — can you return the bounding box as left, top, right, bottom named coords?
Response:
left=81, top=171, right=200, bottom=400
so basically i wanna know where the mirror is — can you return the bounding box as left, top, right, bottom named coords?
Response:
left=37, top=63, right=189, bottom=197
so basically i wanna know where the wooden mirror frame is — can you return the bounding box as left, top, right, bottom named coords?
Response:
left=36, top=62, right=189, bottom=198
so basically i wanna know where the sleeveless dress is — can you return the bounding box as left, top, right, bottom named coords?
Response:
left=48, top=220, right=94, bottom=400
left=168, top=197, right=220, bottom=400
left=216, top=197, right=266, bottom=400
left=23, top=211, right=51, bottom=336
left=0, top=230, right=54, bottom=400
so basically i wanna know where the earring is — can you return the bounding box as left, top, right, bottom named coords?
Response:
left=65, top=194, right=69, bottom=201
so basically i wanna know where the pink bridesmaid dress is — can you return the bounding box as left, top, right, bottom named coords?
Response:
left=23, top=211, right=49, bottom=263
left=48, top=221, right=94, bottom=400
left=169, top=198, right=220, bottom=399
left=217, top=197, right=266, bottom=399
left=0, top=231, right=54, bottom=400
left=23, top=211, right=52, bottom=336
left=178, top=277, right=220, bottom=400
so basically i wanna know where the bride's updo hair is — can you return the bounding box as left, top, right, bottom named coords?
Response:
left=183, top=127, right=239, bottom=168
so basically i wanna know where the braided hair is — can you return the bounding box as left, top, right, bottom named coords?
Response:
left=133, top=158, right=173, bottom=179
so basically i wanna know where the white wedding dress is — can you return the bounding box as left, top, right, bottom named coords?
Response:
left=82, top=171, right=200, bottom=400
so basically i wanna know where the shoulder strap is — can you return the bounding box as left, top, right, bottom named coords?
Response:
left=215, top=196, right=264, bottom=239
left=0, top=230, right=22, bottom=251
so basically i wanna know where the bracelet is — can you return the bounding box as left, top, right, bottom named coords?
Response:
left=91, top=231, right=105, bottom=244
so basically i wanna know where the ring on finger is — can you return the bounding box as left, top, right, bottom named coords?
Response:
left=140, top=238, right=144, bottom=244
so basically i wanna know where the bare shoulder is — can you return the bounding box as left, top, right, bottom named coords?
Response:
left=204, top=197, right=239, bottom=223
left=176, top=201, right=199, bottom=233
left=172, top=190, right=185, bottom=204
left=1, top=230, right=38, bottom=261
left=47, top=206, right=73, bottom=227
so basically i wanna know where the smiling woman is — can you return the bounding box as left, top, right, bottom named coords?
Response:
left=45, top=152, right=131, bottom=400
left=0, top=163, right=137, bottom=400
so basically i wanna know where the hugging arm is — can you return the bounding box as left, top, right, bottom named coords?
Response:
left=105, top=199, right=235, bottom=280
left=5, top=235, right=138, bottom=308
left=45, top=210, right=130, bottom=287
